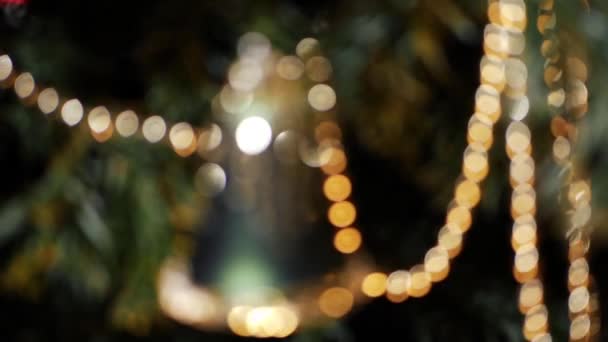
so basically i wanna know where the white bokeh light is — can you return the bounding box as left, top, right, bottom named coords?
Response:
left=235, top=116, right=272, bottom=155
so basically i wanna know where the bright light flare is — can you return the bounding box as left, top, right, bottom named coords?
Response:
left=235, top=116, right=272, bottom=155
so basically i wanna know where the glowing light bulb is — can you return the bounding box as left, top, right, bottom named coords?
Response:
left=235, top=116, right=272, bottom=155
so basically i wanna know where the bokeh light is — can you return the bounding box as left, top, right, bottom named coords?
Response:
left=361, top=272, right=387, bottom=298
left=273, top=131, right=299, bottom=164
left=323, top=175, right=352, bottom=202
left=87, top=106, right=113, bottom=142
left=519, top=279, right=543, bottom=314
left=229, top=60, right=264, bottom=92
left=170, top=122, right=196, bottom=157
left=333, top=228, right=362, bottom=254
left=306, top=56, right=332, bottom=82
left=408, top=265, right=431, bottom=298
left=276, top=56, right=305, bottom=81
left=318, top=287, right=354, bottom=318
left=235, top=116, right=272, bottom=155
left=61, top=99, right=84, bottom=126
left=142, top=115, right=167, bottom=143
left=0, top=54, right=12, bottom=82
left=570, top=314, right=591, bottom=341
left=115, top=110, right=139, bottom=137
left=308, top=84, right=336, bottom=112
left=386, top=270, right=411, bottom=297
left=198, top=123, right=223, bottom=156
left=295, top=38, right=321, bottom=61
left=568, top=286, right=590, bottom=315
left=328, top=201, right=357, bottom=228
left=195, top=163, right=227, bottom=197
left=14, top=72, right=35, bottom=99
left=455, top=179, right=481, bottom=208
left=37, top=88, right=59, bottom=114
left=437, top=225, right=463, bottom=258
left=424, top=247, right=450, bottom=282
left=237, top=32, right=271, bottom=62
left=220, top=85, right=254, bottom=115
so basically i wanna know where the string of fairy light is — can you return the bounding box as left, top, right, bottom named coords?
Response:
left=0, top=0, right=601, bottom=339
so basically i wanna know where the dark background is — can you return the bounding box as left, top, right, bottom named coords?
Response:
left=1, top=0, right=608, bottom=341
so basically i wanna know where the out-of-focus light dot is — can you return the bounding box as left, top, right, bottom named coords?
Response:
left=328, top=201, right=356, bottom=228
left=475, top=84, right=500, bottom=116
left=170, top=122, right=195, bottom=152
left=524, top=305, right=549, bottom=338
left=480, top=55, right=506, bottom=89
left=276, top=55, right=304, bottom=81
left=229, top=60, right=264, bottom=92
left=531, top=333, right=552, bottom=342
left=323, top=175, right=352, bottom=202
left=318, top=287, right=354, bottom=318
left=519, top=279, right=543, bottom=314
left=511, top=214, right=537, bottom=250
left=484, top=24, right=509, bottom=55
left=499, top=0, right=526, bottom=27
left=455, top=179, right=481, bottom=208
left=159, top=286, right=217, bottom=326
left=544, top=64, right=562, bottom=87
left=511, top=183, right=536, bottom=217
left=424, top=246, right=450, bottom=282
left=115, top=110, right=139, bottom=137
left=571, top=204, right=591, bottom=229
left=510, top=154, right=535, bottom=185
left=570, top=314, right=591, bottom=341
left=568, top=181, right=591, bottom=208
left=195, top=163, right=226, bottom=197
left=506, top=121, right=531, bottom=155
left=361, top=272, right=388, bottom=298
left=333, top=228, right=362, bottom=254
left=306, top=56, right=332, bottom=82
left=37, top=88, right=59, bottom=114
left=537, top=12, right=556, bottom=35
left=235, top=116, right=272, bottom=155
left=14, top=72, right=35, bottom=99
left=237, top=32, right=271, bottom=62
left=198, top=123, right=223, bottom=155
left=246, top=307, right=276, bottom=338
left=408, top=265, right=432, bottom=298
left=320, top=146, right=347, bottom=175
left=273, top=131, right=299, bottom=164
left=220, top=85, right=254, bottom=114
left=506, top=30, right=526, bottom=56
left=296, top=37, right=321, bottom=61
left=61, top=99, right=84, bottom=126
left=315, top=121, right=342, bottom=143
left=386, top=270, right=411, bottom=296
left=446, top=205, right=472, bottom=233
left=0, top=55, right=12, bottom=81
left=515, top=244, right=539, bottom=273
left=568, top=234, right=590, bottom=262
left=308, top=84, right=336, bottom=112
left=463, top=143, right=489, bottom=182
left=547, top=88, right=565, bottom=109
left=273, top=306, right=299, bottom=338
left=569, top=258, right=589, bottom=289
left=567, top=57, right=588, bottom=82
left=437, top=225, right=463, bottom=259
left=505, top=58, right=528, bottom=90
left=567, top=79, right=588, bottom=109
left=228, top=306, right=253, bottom=337
left=88, top=106, right=112, bottom=134
left=467, top=113, right=494, bottom=148
left=142, top=115, right=167, bottom=143
left=568, top=286, right=590, bottom=314
left=509, top=96, right=529, bottom=121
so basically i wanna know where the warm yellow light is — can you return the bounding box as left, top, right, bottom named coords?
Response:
left=61, top=99, right=84, bottom=126
left=237, top=32, right=271, bottom=62
left=315, top=121, right=343, bottom=143
left=475, top=84, right=501, bottom=118
left=0, top=55, right=12, bottom=82
left=511, top=183, right=536, bottom=218
left=318, top=287, right=354, bottom=318
left=276, top=55, right=305, bottom=81
left=515, top=244, right=539, bottom=274
left=361, top=272, right=388, bottom=298
left=273, top=306, right=299, bottom=338
left=308, top=84, right=337, bottom=112
left=219, top=85, right=254, bottom=114
left=14, top=72, right=35, bottom=99
left=37, top=88, right=59, bottom=114
left=142, top=115, right=167, bottom=143
left=323, top=175, right=352, bottom=202
left=569, top=314, right=591, bottom=341
left=333, top=228, right=362, bottom=254
left=467, top=113, right=494, bottom=148
left=306, top=56, right=332, bottom=82
left=115, top=110, right=139, bottom=137
left=446, top=205, right=472, bottom=233
left=320, top=147, right=347, bottom=175
left=455, top=179, right=481, bottom=208
left=88, top=106, right=113, bottom=142
left=505, top=58, right=528, bottom=90
left=499, top=0, right=527, bottom=31
left=228, top=306, right=253, bottom=337
left=568, top=258, right=589, bottom=290
left=568, top=286, right=590, bottom=315
left=484, top=24, right=509, bottom=56
left=246, top=307, right=277, bottom=338
left=463, top=143, right=489, bottom=182
left=568, top=181, right=591, bottom=208
left=510, top=153, right=534, bottom=185
left=198, top=123, right=223, bottom=155
left=195, top=163, right=227, bottom=197
left=509, top=95, right=530, bottom=121
left=519, top=279, right=543, bottom=314
left=480, top=55, right=506, bottom=90
left=547, top=88, right=565, bottom=109
left=236, top=116, right=272, bottom=155
left=524, top=305, right=549, bottom=340
left=506, top=121, right=531, bottom=156
left=170, top=122, right=196, bottom=157
left=424, top=246, right=450, bottom=282
left=296, top=37, right=321, bottom=61
left=229, top=59, right=264, bottom=92
left=544, top=64, right=562, bottom=87
left=386, top=270, right=411, bottom=296
left=437, top=225, right=463, bottom=258
left=328, top=201, right=357, bottom=228
left=408, top=265, right=432, bottom=298
left=511, top=214, right=537, bottom=250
